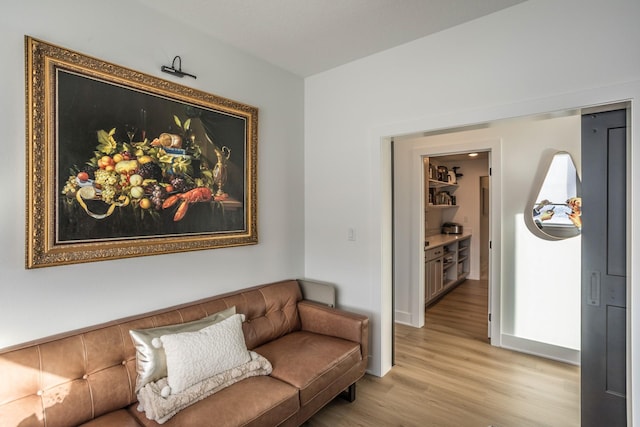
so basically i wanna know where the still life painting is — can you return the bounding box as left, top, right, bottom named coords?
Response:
left=25, top=37, right=258, bottom=268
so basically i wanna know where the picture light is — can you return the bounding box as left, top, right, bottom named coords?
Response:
left=161, top=56, right=197, bottom=79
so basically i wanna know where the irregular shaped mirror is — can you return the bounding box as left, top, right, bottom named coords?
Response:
left=526, top=151, right=581, bottom=240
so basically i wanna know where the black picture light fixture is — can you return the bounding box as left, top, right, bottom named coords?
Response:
left=161, top=56, right=197, bottom=79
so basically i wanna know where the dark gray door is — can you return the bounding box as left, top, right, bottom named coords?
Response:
left=581, top=109, right=627, bottom=426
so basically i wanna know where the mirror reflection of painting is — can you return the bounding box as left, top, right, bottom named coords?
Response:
left=530, top=152, right=582, bottom=239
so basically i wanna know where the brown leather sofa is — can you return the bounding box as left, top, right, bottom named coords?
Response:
left=0, top=279, right=369, bottom=426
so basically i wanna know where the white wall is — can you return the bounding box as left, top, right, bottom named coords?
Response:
left=514, top=214, right=581, bottom=351
left=0, top=0, right=305, bottom=348
left=304, top=0, right=640, bottom=420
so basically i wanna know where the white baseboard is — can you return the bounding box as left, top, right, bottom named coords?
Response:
left=394, top=310, right=413, bottom=325
left=501, top=333, right=580, bottom=365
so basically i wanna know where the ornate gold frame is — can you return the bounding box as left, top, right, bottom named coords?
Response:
left=25, top=36, right=258, bottom=268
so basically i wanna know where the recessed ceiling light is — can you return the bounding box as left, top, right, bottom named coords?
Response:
left=468, top=152, right=479, bottom=157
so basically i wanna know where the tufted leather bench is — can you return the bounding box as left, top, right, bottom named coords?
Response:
left=0, top=279, right=368, bottom=426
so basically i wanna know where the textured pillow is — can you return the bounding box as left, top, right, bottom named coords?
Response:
left=129, top=306, right=236, bottom=391
left=160, top=313, right=251, bottom=395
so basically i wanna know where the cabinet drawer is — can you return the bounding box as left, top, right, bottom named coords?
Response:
left=425, top=247, right=444, bottom=261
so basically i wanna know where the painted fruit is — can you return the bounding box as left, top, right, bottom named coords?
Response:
left=100, top=155, right=114, bottom=166
left=137, top=155, right=153, bottom=165
left=129, top=174, right=143, bottom=186
left=130, top=186, right=144, bottom=199
left=114, top=160, right=139, bottom=174
left=139, top=198, right=152, bottom=209
left=78, top=186, right=96, bottom=199
left=77, top=172, right=89, bottom=182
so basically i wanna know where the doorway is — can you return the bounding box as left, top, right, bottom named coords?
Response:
left=423, top=152, right=491, bottom=337
left=392, top=138, right=500, bottom=341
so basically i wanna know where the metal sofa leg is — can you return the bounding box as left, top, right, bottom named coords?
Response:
left=339, top=383, right=356, bottom=402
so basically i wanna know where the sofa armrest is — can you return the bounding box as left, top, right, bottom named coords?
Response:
left=298, top=300, right=369, bottom=361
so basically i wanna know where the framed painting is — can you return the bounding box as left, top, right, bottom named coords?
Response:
left=25, top=36, right=258, bottom=268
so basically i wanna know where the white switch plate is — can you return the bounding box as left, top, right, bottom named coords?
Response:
left=348, top=227, right=356, bottom=241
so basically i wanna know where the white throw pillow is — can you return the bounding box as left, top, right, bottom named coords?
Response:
left=160, top=313, right=251, bottom=395
left=129, top=306, right=236, bottom=391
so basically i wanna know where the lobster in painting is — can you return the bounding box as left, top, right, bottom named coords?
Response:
left=162, top=187, right=213, bottom=221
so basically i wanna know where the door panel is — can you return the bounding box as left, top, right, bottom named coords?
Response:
left=607, top=127, right=626, bottom=277
left=581, top=109, right=627, bottom=426
left=606, top=305, right=626, bottom=396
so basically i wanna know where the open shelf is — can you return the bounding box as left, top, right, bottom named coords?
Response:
left=428, top=179, right=458, bottom=189
left=427, top=204, right=459, bottom=209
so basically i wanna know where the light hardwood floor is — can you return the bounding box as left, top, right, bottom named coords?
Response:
left=306, top=280, right=580, bottom=427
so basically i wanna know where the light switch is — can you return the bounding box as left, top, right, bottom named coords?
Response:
left=348, top=227, right=356, bottom=241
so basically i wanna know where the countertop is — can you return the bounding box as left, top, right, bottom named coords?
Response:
left=425, top=233, right=472, bottom=249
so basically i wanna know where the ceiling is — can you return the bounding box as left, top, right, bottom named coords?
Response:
left=136, top=0, right=527, bottom=77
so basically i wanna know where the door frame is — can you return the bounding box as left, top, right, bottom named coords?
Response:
left=392, top=137, right=502, bottom=343
left=480, top=174, right=490, bottom=335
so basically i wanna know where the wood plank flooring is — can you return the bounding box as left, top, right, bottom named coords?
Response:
left=306, top=280, right=580, bottom=427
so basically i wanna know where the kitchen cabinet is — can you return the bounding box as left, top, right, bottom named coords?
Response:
left=424, top=234, right=471, bottom=305
left=425, top=246, right=444, bottom=302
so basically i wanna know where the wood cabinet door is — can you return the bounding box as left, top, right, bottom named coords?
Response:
left=426, top=258, right=443, bottom=301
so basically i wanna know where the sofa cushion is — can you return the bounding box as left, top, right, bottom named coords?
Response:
left=160, top=314, right=251, bottom=395
left=0, top=333, right=134, bottom=427
left=129, top=376, right=299, bottom=427
left=255, top=331, right=362, bottom=405
left=232, top=280, right=303, bottom=349
left=79, top=409, right=142, bottom=426
left=129, top=306, right=236, bottom=391
left=137, top=351, right=272, bottom=424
